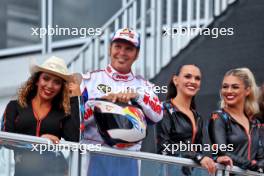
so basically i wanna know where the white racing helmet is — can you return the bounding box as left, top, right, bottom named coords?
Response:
left=86, top=99, right=147, bottom=147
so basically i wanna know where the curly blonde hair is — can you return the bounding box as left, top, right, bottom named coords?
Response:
left=220, top=68, right=259, bottom=117
left=17, top=72, right=71, bottom=115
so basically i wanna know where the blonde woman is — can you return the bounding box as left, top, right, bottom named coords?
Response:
left=209, top=68, right=264, bottom=172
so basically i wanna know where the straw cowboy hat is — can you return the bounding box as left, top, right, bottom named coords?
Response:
left=30, top=56, right=71, bottom=81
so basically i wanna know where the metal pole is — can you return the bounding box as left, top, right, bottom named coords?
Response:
left=222, top=0, right=228, bottom=12
left=196, top=0, right=201, bottom=29
left=150, top=0, right=156, bottom=78
left=122, top=0, right=128, bottom=27
left=166, top=0, right=173, bottom=66
left=214, top=0, right=221, bottom=16
left=132, top=1, right=137, bottom=30
left=156, top=0, right=162, bottom=74
left=103, top=28, right=110, bottom=68
left=177, top=0, right=182, bottom=50
left=205, top=0, right=210, bottom=23
left=47, top=0, right=53, bottom=53
left=115, top=18, right=120, bottom=31
left=140, top=0, right=146, bottom=77
left=94, top=38, right=100, bottom=69
left=41, top=0, right=47, bottom=54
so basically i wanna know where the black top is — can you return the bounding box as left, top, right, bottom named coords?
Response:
left=209, top=109, right=264, bottom=170
left=2, top=97, right=80, bottom=142
left=2, top=97, right=80, bottom=176
left=255, top=115, right=264, bottom=159
left=157, top=100, right=206, bottom=163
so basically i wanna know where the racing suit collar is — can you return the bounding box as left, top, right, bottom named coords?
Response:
left=105, top=64, right=134, bottom=81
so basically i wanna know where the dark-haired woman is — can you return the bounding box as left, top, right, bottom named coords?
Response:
left=2, top=56, right=80, bottom=176
left=157, top=64, right=216, bottom=175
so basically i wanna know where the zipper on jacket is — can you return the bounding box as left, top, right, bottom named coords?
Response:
left=247, top=128, right=252, bottom=160
left=36, top=120, right=42, bottom=137
left=170, top=99, right=198, bottom=144
left=33, top=110, right=42, bottom=137
left=222, top=109, right=252, bottom=160
left=31, top=101, right=51, bottom=137
left=241, top=125, right=252, bottom=160
left=183, top=112, right=197, bottom=144
left=192, top=127, right=197, bottom=144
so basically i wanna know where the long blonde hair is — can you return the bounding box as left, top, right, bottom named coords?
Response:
left=17, top=72, right=71, bottom=115
left=220, top=68, right=259, bottom=117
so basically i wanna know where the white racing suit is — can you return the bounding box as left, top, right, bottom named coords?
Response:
left=80, top=64, right=163, bottom=176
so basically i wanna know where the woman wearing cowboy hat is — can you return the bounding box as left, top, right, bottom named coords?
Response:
left=2, top=56, right=80, bottom=176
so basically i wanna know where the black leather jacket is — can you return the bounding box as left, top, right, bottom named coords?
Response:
left=209, top=109, right=264, bottom=171
left=255, top=115, right=264, bottom=148
left=156, top=100, right=206, bottom=164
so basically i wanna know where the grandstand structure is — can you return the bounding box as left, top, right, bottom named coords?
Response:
left=0, top=0, right=264, bottom=175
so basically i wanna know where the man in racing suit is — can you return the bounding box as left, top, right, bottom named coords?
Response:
left=79, top=28, right=163, bottom=176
